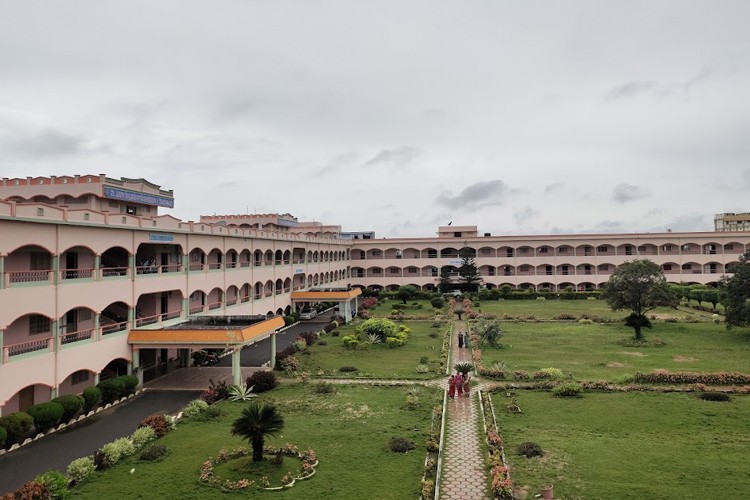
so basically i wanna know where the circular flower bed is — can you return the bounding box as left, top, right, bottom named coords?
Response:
left=199, top=444, right=318, bottom=491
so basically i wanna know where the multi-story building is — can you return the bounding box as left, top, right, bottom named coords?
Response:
left=2, top=174, right=749, bottom=416
left=714, top=213, right=750, bottom=232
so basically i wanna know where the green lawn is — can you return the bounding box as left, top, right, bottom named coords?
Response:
left=493, top=390, right=750, bottom=499
left=71, top=383, right=441, bottom=499
left=298, top=320, right=449, bottom=379
left=479, top=322, right=750, bottom=381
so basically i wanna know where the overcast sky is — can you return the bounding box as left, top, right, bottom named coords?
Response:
left=1, top=1, right=749, bottom=238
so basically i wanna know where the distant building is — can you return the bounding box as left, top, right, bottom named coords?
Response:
left=340, top=231, right=375, bottom=240
left=714, top=213, right=750, bottom=232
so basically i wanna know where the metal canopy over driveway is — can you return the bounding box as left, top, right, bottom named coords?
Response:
left=290, top=287, right=362, bottom=322
left=128, top=315, right=285, bottom=385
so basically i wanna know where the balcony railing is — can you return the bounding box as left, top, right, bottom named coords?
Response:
left=6, top=337, right=52, bottom=357
left=136, top=315, right=160, bottom=327
left=61, top=268, right=94, bottom=280
left=102, top=267, right=128, bottom=277
left=9, top=270, right=51, bottom=283
left=189, top=305, right=204, bottom=314
left=60, top=328, right=94, bottom=345
left=208, top=301, right=222, bottom=310
left=102, top=321, right=129, bottom=335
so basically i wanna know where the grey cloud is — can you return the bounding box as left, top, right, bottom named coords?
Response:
left=544, top=182, right=563, bottom=194
left=436, top=180, right=513, bottom=211
left=513, top=207, right=538, bottom=225
left=363, top=146, right=419, bottom=168
left=613, top=183, right=648, bottom=204
left=652, top=214, right=710, bottom=233
left=3, top=128, right=85, bottom=158
left=316, top=151, right=359, bottom=176
left=605, top=69, right=711, bottom=102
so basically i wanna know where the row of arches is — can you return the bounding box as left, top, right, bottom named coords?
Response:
left=350, top=242, right=748, bottom=260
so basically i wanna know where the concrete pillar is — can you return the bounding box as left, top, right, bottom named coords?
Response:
left=231, top=347, right=242, bottom=386
left=50, top=386, right=57, bottom=399
left=94, top=254, right=100, bottom=280
left=270, top=333, right=277, bottom=369
left=128, top=253, right=136, bottom=278
left=0, top=255, right=4, bottom=290
left=182, top=254, right=188, bottom=273
left=94, top=313, right=101, bottom=340
left=182, top=298, right=189, bottom=319
left=128, top=307, right=136, bottom=329
left=342, top=300, right=351, bottom=324
left=94, top=372, right=100, bottom=385
left=131, top=349, right=143, bottom=386
left=51, top=320, right=59, bottom=351
left=52, top=255, right=60, bottom=285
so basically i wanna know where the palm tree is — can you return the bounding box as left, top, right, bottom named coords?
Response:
left=231, top=403, right=285, bottom=462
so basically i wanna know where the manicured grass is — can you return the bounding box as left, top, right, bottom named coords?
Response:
left=493, top=390, right=750, bottom=499
left=298, top=321, right=449, bottom=379
left=478, top=322, right=750, bottom=381
left=365, top=299, right=440, bottom=318
left=71, top=383, right=441, bottom=499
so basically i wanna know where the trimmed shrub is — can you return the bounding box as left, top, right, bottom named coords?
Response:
left=389, top=437, right=415, bottom=453
left=552, top=382, right=584, bottom=398
left=298, top=331, right=319, bottom=346
left=339, top=366, right=358, bottom=372
left=313, top=382, right=336, bottom=394
left=517, top=441, right=544, bottom=458
left=52, top=394, right=84, bottom=422
left=97, top=378, right=126, bottom=404
left=0, top=426, right=6, bottom=448
left=513, top=370, right=530, bottom=381
left=324, top=322, right=337, bottom=333
left=342, top=335, right=359, bottom=349
left=98, top=437, right=136, bottom=468
left=5, top=481, right=49, bottom=499
left=131, top=426, right=157, bottom=449
left=279, top=355, right=299, bottom=373
left=246, top=370, right=278, bottom=393
left=633, top=371, right=750, bottom=385
left=183, top=399, right=210, bottom=418
left=139, top=444, right=169, bottom=461
left=0, top=412, right=35, bottom=446
left=119, top=375, right=139, bottom=395
left=82, top=386, right=102, bottom=412
left=533, top=368, right=565, bottom=381
left=26, top=402, right=65, bottom=433
left=67, top=456, right=95, bottom=484
left=35, top=470, right=68, bottom=499
left=138, top=413, right=170, bottom=437
left=430, top=297, right=445, bottom=309
left=699, top=391, right=731, bottom=402
left=553, top=313, right=577, bottom=320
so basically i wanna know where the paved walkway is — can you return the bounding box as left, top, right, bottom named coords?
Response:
left=440, top=321, right=489, bottom=499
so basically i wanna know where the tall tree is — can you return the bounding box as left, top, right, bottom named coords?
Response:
left=231, top=403, right=285, bottom=462
left=458, top=246, right=482, bottom=292
left=396, top=285, right=419, bottom=304
left=438, top=266, right=452, bottom=293
left=720, top=250, right=750, bottom=328
left=601, top=259, right=675, bottom=340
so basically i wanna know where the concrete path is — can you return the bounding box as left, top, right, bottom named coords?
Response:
left=440, top=321, right=489, bottom=499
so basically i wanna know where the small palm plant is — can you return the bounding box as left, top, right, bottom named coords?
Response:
left=454, top=362, right=474, bottom=375
left=228, top=384, right=256, bottom=402
left=231, top=403, right=285, bottom=462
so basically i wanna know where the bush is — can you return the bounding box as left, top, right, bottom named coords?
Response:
left=317, top=339, right=327, bottom=346
left=138, top=414, right=171, bottom=438
left=246, top=371, right=278, bottom=393
left=183, top=399, right=210, bottom=418
left=0, top=426, right=6, bottom=448
left=430, top=297, right=445, bottom=309
left=454, top=362, right=473, bottom=375
left=632, top=371, right=750, bottom=385
left=97, top=378, right=126, bottom=404
left=513, top=370, right=530, bottom=381
left=67, top=456, right=95, bottom=484
left=139, top=444, right=169, bottom=461
left=5, top=481, right=49, bottom=499
left=339, top=366, right=358, bottom=372
left=279, top=355, right=299, bottom=373
left=357, top=318, right=398, bottom=341
left=324, top=322, right=337, bottom=333
left=313, top=382, right=336, bottom=394
left=533, top=368, right=565, bottom=380
left=35, top=470, right=68, bottom=499
left=275, top=344, right=298, bottom=365
left=416, top=364, right=430, bottom=373
left=0, top=412, right=35, bottom=446
left=342, top=335, right=360, bottom=349
left=699, top=391, right=731, bottom=402
left=553, top=313, right=577, bottom=320
left=26, top=402, right=65, bottom=433
left=552, top=382, right=584, bottom=398
left=298, top=331, right=319, bottom=346
left=389, top=436, right=415, bottom=453
left=119, top=375, right=139, bottom=395
left=52, top=394, right=84, bottom=422
left=98, top=437, right=136, bottom=467
left=517, top=441, right=544, bottom=458
left=82, top=386, right=102, bottom=412
left=131, top=425, right=157, bottom=449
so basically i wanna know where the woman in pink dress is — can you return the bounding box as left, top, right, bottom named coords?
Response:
left=455, top=371, right=464, bottom=397
left=448, top=375, right=457, bottom=399
left=462, top=372, right=471, bottom=397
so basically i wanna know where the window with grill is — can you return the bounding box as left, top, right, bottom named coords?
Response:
left=30, top=252, right=51, bottom=270
left=29, top=315, right=51, bottom=334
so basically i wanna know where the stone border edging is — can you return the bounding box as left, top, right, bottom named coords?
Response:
left=0, top=388, right=146, bottom=457
left=431, top=389, right=449, bottom=500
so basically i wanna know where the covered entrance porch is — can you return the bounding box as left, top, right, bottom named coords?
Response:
left=290, top=287, right=362, bottom=323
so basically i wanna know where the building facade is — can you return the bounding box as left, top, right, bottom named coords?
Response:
left=2, top=175, right=749, bottom=415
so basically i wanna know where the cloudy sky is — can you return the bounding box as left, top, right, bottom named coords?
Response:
left=1, top=1, right=749, bottom=237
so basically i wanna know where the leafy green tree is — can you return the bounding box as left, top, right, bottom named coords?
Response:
left=601, top=260, right=676, bottom=340
left=720, top=250, right=750, bottom=328
left=231, top=403, right=285, bottom=462
left=458, top=247, right=482, bottom=292
left=357, top=318, right=398, bottom=341
left=703, top=289, right=720, bottom=309
left=396, top=285, right=419, bottom=304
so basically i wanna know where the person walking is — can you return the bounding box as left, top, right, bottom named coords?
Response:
left=455, top=371, right=464, bottom=397
left=448, top=375, right=457, bottom=399
left=462, top=371, right=471, bottom=397
left=457, top=330, right=464, bottom=348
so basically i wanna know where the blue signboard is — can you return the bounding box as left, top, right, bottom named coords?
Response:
left=149, top=234, right=174, bottom=242
left=104, top=186, right=175, bottom=208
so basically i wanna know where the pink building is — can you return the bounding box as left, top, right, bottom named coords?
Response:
left=1, top=175, right=749, bottom=415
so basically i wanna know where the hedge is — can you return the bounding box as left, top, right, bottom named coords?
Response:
left=632, top=371, right=750, bottom=385
left=52, top=394, right=84, bottom=422
left=82, top=386, right=102, bottom=412
left=25, top=402, right=65, bottom=433
left=0, top=412, right=34, bottom=445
